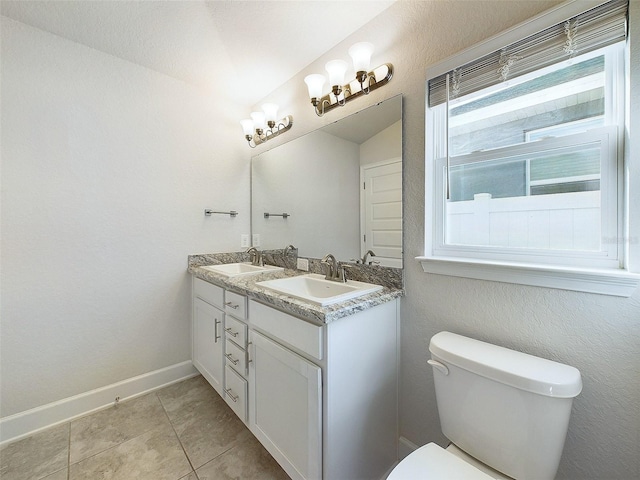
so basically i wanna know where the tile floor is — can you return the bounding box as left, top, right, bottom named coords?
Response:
left=0, top=375, right=290, bottom=480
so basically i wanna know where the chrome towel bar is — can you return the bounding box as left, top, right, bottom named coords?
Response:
left=204, top=209, right=238, bottom=217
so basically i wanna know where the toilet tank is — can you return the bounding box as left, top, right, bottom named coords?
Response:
left=429, top=332, right=582, bottom=480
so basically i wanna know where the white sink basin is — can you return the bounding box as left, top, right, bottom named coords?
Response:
left=201, top=263, right=283, bottom=278
left=256, top=273, right=383, bottom=306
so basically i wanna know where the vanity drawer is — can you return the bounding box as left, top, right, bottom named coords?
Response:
left=249, top=300, right=323, bottom=361
left=224, top=291, right=247, bottom=320
left=224, top=315, right=247, bottom=348
left=224, top=365, right=247, bottom=422
left=225, top=338, right=247, bottom=375
left=193, top=277, right=224, bottom=309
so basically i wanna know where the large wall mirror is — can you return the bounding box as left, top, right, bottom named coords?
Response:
left=251, top=94, right=403, bottom=267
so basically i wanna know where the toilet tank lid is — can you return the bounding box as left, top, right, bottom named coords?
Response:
left=429, top=332, right=582, bottom=398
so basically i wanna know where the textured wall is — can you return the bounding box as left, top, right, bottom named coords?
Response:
left=0, top=18, right=250, bottom=417
left=252, top=1, right=640, bottom=479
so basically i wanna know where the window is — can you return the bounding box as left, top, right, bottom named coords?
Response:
left=420, top=0, right=640, bottom=296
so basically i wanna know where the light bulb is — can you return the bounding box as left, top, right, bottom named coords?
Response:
left=349, top=42, right=374, bottom=74
left=325, top=60, right=348, bottom=90
left=240, top=119, right=254, bottom=136
left=262, top=103, right=279, bottom=128
left=251, top=111, right=266, bottom=133
left=304, top=74, right=326, bottom=102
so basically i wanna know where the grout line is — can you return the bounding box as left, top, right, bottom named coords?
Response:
left=66, top=422, right=71, bottom=480
left=65, top=394, right=167, bottom=470
left=156, top=391, right=198, bottom=476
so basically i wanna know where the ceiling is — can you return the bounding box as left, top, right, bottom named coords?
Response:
left=0, top=0, right=395, bottom=107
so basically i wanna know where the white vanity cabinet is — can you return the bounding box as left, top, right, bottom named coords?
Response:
left=192, top=274, right=399, bottom=480
left=222, top=291, right=249, bottom=423
left=248, top=299, right=399, bottom=480
left=250, top=329, right=322, bottom=480
left=192, top=278, right=225, bottom=395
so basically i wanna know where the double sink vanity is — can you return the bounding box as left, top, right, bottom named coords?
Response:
left=188, top=251, right=403, bottom=480
left=190, top=94, right=404, bottom=479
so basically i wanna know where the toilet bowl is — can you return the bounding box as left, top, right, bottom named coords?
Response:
left=388, top=332, right=582, bottom=480
left=388, top=443, right=511, bottom=480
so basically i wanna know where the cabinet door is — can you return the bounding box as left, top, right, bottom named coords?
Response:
left=249, top=331, right=322, bottom=480
left=192, top=297, right=224, bottom=395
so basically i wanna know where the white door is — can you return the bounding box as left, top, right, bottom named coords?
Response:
left=192, top=297, right=224, bottom=395
left=361, top=159, right=402, bottom=267
left=249, top=330, right=322, bottom=480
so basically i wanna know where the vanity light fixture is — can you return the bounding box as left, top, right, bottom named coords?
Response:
left=304, top=42, right=393, bottom=117
left=240, top=103, right=293, bottom=148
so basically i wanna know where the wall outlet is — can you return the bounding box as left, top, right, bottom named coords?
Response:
left=296, top=258, right=309, bottom=271
left=240, top=234, right=250, bottom=248
left=252, top=234, right=261, bottom=247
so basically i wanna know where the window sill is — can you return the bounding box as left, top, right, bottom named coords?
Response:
left=416, top=256, right=640, bottom=297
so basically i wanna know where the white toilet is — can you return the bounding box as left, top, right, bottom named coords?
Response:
left=389, top=331, right=582, bottom=480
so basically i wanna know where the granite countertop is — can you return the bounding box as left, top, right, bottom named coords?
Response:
left=188, top=255, right=403, bottom=325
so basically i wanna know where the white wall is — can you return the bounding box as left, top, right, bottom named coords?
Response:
left=360, top=120, right=402, bottom=166
left=0, top=18, right=250, bottom=417
left=251, top=1, right=640, bottom=479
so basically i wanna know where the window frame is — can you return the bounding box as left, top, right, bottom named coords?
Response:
left=433, top=127, right=619, bottom=268
left=418, top=0, right=640, bottom=297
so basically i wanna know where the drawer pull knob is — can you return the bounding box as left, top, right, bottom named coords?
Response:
left=224, top=388, right=239, bottom=402
left=225, top=328, right=239, bottom=337
left=225, top=353, right=239, bottom=365
left=225, top=302, right=240, bottom=310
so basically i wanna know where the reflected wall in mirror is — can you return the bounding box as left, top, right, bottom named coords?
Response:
left=251, top=95, right=402, bottom=267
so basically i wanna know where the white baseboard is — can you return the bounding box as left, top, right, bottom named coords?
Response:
left=398, top=436, right=420, bottom=460
left=0, top=361, right=198, bottom=446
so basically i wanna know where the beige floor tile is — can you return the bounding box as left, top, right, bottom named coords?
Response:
left=170, top=394, right=252, bottom=470
left=179, top=472, right=198, bottom=480
left=195, top=435, right=289, bottom=480
left=3, top=376, right=287, bottom=480
left=157, top=375, right=220, bottom=419
left=68, top=422, right=191, bottom=480
left=42, top=468, right=68, bottom=480
left=157, top=375, right=252, bottom=470
left=69, top=392, right=169, bottom=463
left=0, top=423, right=69, bottom=480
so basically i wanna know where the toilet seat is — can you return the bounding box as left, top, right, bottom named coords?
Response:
left=387, top=443, right=497, bottom=480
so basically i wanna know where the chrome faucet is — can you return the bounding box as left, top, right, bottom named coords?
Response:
left=246, top=247, right=262, bottom=266
left=321, top=253, right=348, bottom=282
left=361, top=250, right=377, bottom=265
left=283, top=244, right=297, bottom=268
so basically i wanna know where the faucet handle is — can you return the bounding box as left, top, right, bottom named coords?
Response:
left=321, top=259, right=333, bottom=277
left=338, top=263, right=355, bottom=282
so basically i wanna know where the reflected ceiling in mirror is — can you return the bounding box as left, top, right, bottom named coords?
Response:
left=251, top=95, right=402, bottom=267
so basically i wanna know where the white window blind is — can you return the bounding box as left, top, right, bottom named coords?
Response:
left=428, top=0, right=628, bottom=107
left=421, top=0, right=640, bottom=296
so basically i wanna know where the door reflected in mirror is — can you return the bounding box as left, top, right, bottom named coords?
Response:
left=251, top=95, right=402, bottom=267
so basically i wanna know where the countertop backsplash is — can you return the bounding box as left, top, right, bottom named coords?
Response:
left=188, top=250, right=403, bottom=291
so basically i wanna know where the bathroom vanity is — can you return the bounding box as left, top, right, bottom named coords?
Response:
left=189, top=256, right=402, bottom=480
